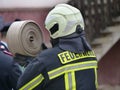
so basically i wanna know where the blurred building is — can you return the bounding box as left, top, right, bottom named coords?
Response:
left=0, top=0, right=120, bottom=89
left=0, top=0, right=69, bottom=45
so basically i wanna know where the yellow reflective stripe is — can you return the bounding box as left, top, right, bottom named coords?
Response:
left=71, top=71, right=76, bottom=90
left=64, top=71, right=76, bottom=90
left=48, top=61, right=97, bottom=79
left=65, top=72, right=69, bottom=90
left=19, top=74, right=44, bottom=90
left=94, top=68, right=98, bottom=89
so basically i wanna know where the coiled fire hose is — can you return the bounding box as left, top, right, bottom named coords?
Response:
left=7, top=20, right=43, bottom=57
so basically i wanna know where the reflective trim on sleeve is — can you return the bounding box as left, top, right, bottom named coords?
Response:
left=94, top=68, right=98, bottom=89
left=64, top=71, right=76, bottom=90
left=48, top=61, right=97, bottom=79
left=19, top=74, right=44, bottom=90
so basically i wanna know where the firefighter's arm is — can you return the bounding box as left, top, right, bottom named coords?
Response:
left=17, top=58, right=45, bottom=90
left=9, top=60, right=22, bottom=90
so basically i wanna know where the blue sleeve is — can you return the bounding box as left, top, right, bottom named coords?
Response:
left=8, top=61, right=22, bottom=90
left=17, top=58, right=46, bottom=90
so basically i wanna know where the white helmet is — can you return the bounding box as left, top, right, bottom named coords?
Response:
left=45, top=4, right=85, bottom=39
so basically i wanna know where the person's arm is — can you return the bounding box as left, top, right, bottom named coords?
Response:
left=17, top=58, right=46, bottom=90
left=8, top=60, right=22, bottom=90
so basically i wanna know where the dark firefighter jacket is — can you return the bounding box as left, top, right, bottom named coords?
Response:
left=17, top=31, right=98, bottom=90
left=0, top=41, right=12, bottom=56
left=0, top=50, right=22, bottom=90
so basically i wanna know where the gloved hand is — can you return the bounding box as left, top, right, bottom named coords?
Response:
left=14, top=53, right=34, bottom=67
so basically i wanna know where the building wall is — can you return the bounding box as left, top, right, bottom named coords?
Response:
left=0, top=0, right=69, bottom=8
left=0, top=9, right=51, bottom=44
left=98, top=39, right=120, bottom=85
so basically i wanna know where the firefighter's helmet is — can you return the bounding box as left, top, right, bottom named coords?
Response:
left=45, top=4, right=84, bottom=39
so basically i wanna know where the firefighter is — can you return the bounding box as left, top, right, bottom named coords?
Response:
left=0, top=18, right=21, bottom=56
left=0, top=20, right=22, bottom=90
left=17, top=4, right=98, bottom=90
left=0, top=49, right=22, bottom=90
left=0, top=22, right=13, bottom=55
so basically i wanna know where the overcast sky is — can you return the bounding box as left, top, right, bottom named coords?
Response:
left=0, top=0, right=69, bottom=8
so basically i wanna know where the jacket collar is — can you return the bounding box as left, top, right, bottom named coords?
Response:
left=59, top=31, right=92, bottom=53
